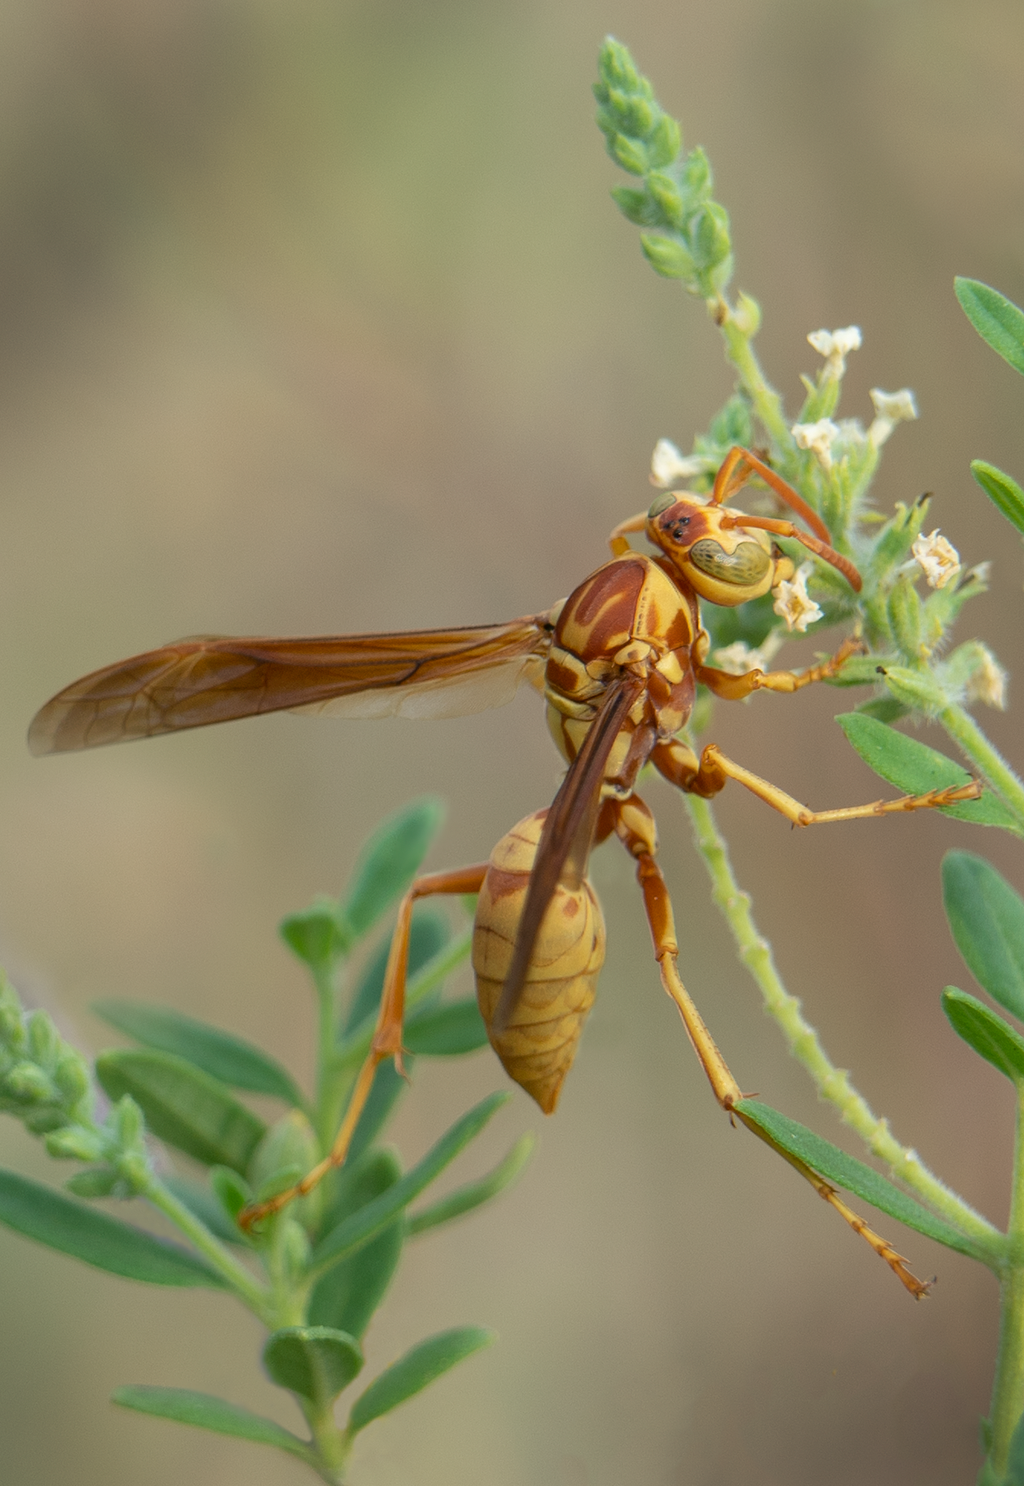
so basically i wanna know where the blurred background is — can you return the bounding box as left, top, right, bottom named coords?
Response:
left=0, top=1, right=1023, bottom=1482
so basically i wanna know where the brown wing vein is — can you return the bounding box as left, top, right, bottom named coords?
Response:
left=29, top=618, right=551, bottom=754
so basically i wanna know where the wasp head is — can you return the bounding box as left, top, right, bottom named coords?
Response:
left=645, top=491, right=795, bottom=607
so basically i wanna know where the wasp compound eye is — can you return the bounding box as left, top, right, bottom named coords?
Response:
left=647, top=491, right=676, bottom=518
left=689, top=538, right=771, bottom=585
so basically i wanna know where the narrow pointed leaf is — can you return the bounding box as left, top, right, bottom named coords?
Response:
left=955, top=277, right=1024, bottom=377
left=96, top=1050, right=266, bottom=1171
left=311, top=1149, right=404, bottom=1338
left=263, top=1326, right=364, bottom=1407
left=835, top=713, right=1015, bottom=829
left=0, top=1169, right=226, bottom=1285
left=311, top=1092, right=510, bottom=1273
left=404, top=1000, right=489, bottom=1056
left=345, top=910, right=449, bottom=1034
left=93, top=1001, right=303, bottom=1106
left=340, top=797, right=445, bottom=940
left=736, top=1100, right=982, bottom=1259
left=406, top=1132, right=535, bottom=1237
left=112, top=1387, right=313, bottom=1462
left=943, top=988, right=1024, bottom=1084
left=280, top=901, right=350, bottom=968
left=347, top=1326, right=496, bottom=1434
left=943, top=852, right=1024, bottom=1019
left=971, top=460, right=1024, bottom=538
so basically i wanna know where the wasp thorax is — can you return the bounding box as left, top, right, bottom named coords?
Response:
left=472, top=810, right=605, bottom=1114
left=688, top=538, right=771, bottom=585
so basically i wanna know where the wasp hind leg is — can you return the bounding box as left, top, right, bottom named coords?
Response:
left=612, top=790, right=929, bottom=1297
left=239, top=862, right=488, bottom=1230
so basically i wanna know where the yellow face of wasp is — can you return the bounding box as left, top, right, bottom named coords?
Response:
left=645, top=492, right=793, bottom=606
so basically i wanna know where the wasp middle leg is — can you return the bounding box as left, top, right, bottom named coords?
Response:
left=651, top=737, right=980, bottom=824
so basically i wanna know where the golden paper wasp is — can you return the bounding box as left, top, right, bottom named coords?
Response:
left=29, top=447, right=978, bottom=1287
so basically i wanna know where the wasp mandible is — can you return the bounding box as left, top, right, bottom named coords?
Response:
left=29, top=447, right=978, bottom=1283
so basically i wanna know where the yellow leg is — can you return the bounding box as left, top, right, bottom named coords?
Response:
left=694, top=743, right=980, bottom=826
left=239, top=862, right=488, bottom=1230
left=696, top=635, right=865, bottom=701
left=611, top=791, right=929, bottom=1297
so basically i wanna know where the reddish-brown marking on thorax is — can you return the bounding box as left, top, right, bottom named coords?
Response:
left=543, top=553, right=701, bottom=797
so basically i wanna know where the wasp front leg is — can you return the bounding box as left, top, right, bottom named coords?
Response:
left=696, top=634, right=866, bottom=701
left=239, top=862, right=489, bottom=1229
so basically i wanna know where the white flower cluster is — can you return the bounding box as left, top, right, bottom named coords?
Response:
left=649, top=439, right=713, bottom=489
left=911, top=529, right=961, bottom=589
left=807, top=325, right=862, bottom=378
left=868, top=388, right=918, bottom=447
left=772, top=563, right=823, bottom=633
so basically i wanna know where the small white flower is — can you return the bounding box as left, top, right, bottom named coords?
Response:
left=807, top=325, right=862, bottom=377
left=772, top=563, right=823, bottom=633
left=965, top=645, right=1008, bottom=710
left=792, top=418, right=839, bottom=470
left=912, top=529, right=961, bottom=589
left=650, top=438, right=708, bottom=489
left=868, top=387, right=918, bottom=447
left=712, top=641, right=768, bottom=676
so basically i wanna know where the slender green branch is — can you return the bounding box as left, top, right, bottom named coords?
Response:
left=684, top=792, right=1003, bottom=1253
left=939, top=700, right=1024, bottom=834
left=143, top=1174, right=271, bottom=1316
left=987, top=1089, right=1024, bottom=1477
left=717, top=301, right=796, bottom=471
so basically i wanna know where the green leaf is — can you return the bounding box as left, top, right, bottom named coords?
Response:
left=942, top=988, right=1024, bottom=1084
left=311, top=1092, right=510, bottom=1273
left=971, top=460, right=1024, bottom=538
left=735, top=1101, right=981, bottom=1259
left=345, top=909, right=449, bottom=1035
left=112, top=1387, right=313, bottom=1463
left=279, top=900, right=350, bottom=969
left=263, top=1326, right=363, bottom=1407
left=639, top=232, right=695, bottom=280
left=310, top=1150, right=404, bottom=1338
left=161, top=1173, right=245, bottom=1244
left=340, top=798, right=445, bottom=941
left=943, top=852, right=1024, bottom=1019
left=955, top=277, right=1024, bottom=377
left=92, top=1001, right=303, bottom=1107
left=0, top=1169, right=226, bottom=1285
left=835, top=713, right=1017, bottom=829
left=405, top=1000, right=489, bottom=1056
left=407, top=1132, right=535, bottom=1237
left=854, top=696, right=910, bottom=724
left=347, top=1327, right=496, bottom=1435
left=96, top=1050, right=266, bottom=1172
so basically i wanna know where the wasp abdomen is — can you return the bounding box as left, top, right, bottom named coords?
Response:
left=472, top=810, right=606, bottom=1114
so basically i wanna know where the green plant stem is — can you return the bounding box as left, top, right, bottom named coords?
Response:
left=302, top=1401, right=351, bottom=1485
left=987, top=1088, right=1024, bottom=1478
left=684, top=792, right=1003, bottom=1253
left=143, top=1173, right=271, bottom=1316
left=939, top=700, right=1024, bottom=835
left=717, top=302, right=795, bottom=469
